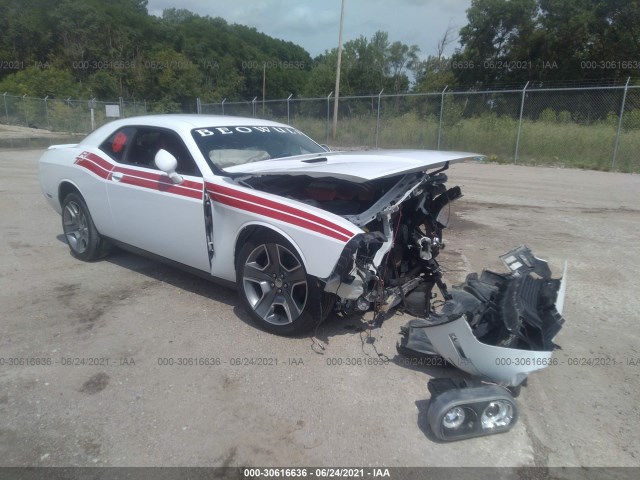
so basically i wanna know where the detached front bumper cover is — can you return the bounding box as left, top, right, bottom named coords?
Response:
left=398, top=246, right=567, bottom=387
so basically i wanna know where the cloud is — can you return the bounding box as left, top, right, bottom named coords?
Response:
left=146, top=0, right=471, bottom=57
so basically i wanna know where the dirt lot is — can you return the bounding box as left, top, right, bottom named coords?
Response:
left=1, top=149, right=639, bottom=469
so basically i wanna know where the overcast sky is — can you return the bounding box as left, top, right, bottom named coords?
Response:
left=146, top=0, right=472, bottom=59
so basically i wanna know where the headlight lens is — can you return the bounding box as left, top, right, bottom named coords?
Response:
left=481, top=400, right=514, bottom=429
left=442, top=407, right=466, bottom=429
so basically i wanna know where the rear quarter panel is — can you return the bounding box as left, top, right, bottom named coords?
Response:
left=38, top=146, right=115, bottom=236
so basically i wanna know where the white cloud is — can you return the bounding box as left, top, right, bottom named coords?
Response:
left=146, top=0, right=471, bottom=58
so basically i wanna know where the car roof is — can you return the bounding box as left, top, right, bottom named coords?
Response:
left=81, top=114, right=293, bottom=145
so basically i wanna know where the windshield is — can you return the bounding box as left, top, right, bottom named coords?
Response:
left=191, top=125, right=326, bottom=171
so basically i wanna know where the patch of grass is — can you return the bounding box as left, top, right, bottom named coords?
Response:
left=287, top=113, right=640, bottom=173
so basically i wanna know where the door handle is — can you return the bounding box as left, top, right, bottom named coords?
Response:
left=112, top=172, right=123, bottom=182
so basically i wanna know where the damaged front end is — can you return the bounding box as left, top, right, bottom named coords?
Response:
left=322, top=164, right=463, bottom=317
left=312, top=164, right=567, bottom=441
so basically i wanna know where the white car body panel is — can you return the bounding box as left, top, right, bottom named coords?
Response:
left=204, top=176, right=360, bottom=281
left=224, top=150, right=482, bottom=182
left=105, top=163, right=210, bottom=271
left=39, top=145, right=114, bottom=234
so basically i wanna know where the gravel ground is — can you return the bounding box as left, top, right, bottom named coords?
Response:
left=0, top=149, right=639, bottom=470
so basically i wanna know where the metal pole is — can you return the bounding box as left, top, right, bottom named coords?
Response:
left=262, top=63, right=266, bottom=116
left=326, top=91, right=333, bottom=144
left=287, top=93, right=293, bottom=124
left=144, top=100, right=147, bottom=114
left=375, top=89, right=384, bottom=148
left=90, top=98, right=95, bottom=131
left=196, top=97, right=200, bottom=114
left=67, top=97, right=71, bottom=133
left=514, top=81, right=529, bottom=164
left=119, top=97, right=124, bottom=117
left=437, top=86, right=448, bottom=150
left=252, top=97, right=257, bottom=118
left=612, top=77, right=631, bottom=171
left=221, top=98, right=226, bottom=115
left=3, top=92, right=9, bottom=124
left=44, top=95, right=50, bottom=129
left=332, top=0, right=346, bottom=140
left=23, top=94, right=28, bottom=126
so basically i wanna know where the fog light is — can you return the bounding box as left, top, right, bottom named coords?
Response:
left=481, top=400, right=514, bottom=429
left=442, top=407, right=465, bottom=429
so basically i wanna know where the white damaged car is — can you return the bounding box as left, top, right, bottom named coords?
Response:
left=39, top=114, right=567, bottom=440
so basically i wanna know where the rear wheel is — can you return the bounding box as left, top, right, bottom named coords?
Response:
left=236, top=232, right=325, bottom=335
left=61, top=193, right=110, bottom=261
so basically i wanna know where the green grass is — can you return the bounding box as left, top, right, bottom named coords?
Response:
left=288, top=113, right=640, bottom=173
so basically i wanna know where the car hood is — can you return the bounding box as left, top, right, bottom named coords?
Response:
left=223, top=150, right=484, bottom=183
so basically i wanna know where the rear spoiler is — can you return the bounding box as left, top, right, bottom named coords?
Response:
left=47, top=144, right=79, bottom=150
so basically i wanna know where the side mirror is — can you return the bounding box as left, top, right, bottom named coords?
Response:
left=320, top=144, right=331, bottom=152
left=154, top=149, right=183, bottom=184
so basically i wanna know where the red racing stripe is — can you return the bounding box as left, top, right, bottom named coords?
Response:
left=83, top=152, right=114, bottom=172
left=75, top=151, right=203, bottom=199
left=119, top=175, right=203, bottom=199
left=206, top=182, right=355, bottom=242
left=211, top=192, right=351, bottom=242
left=207, top=183, right=355, bottom=238
left=112, top=165, right=202, bottom=191
left=75, top=158, right=110, bottom=179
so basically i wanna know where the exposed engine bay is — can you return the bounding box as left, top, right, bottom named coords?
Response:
left=243, top=164, right=459, bottom=311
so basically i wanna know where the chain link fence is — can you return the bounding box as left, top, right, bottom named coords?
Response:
left=199, top=80, right=639, bottom=172
left=1, top=94, right=147, bottom=134
left=2, top=80, right=639, bottom=172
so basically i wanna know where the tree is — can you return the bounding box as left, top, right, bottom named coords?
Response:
left=453, top=0, right=640, bottom=86
left=387, top=41, right=420, bottom=94
left=453, top=0, right=539, bottom=85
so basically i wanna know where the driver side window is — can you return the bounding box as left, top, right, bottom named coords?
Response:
left=100, top=127, right=202, bottom=177
left=121, top=127, right=201, bottom=177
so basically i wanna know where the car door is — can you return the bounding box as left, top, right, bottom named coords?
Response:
left=103, top=126, right=210, bottom=272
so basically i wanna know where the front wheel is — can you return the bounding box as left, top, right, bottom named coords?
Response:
left=236, top=233, right=325, bottom=335
left=61, top=193, right=110, bottom=261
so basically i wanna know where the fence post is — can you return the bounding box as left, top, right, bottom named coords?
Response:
left=22, top=94, right=28, bottom=126
left=375, top=89, right=384, bottom=148
left=221, top=98, right=226, bottom=115
left=144, top=100, right=147, bottom=114
left=89, top=98, right=96, bottom=131
left=66, top=98, right=71, bottom=133
left=326, top=91, right=333, bottom=144
left=196, top=97, right=201, bottom=114
left=44, top=95, right=50, bottom=130
left=514, top=81, right=529, bottom=164
left=251, top=97, right=257, bottom=117
left=3, top=92, right=8, bottom=124
left=119, top=97, right=124, bottom=117
left=287, top=93, right=293, bottom=124
left=437, top=86, right=448, bottom=150
left=612, top=77, right=631, bottom=171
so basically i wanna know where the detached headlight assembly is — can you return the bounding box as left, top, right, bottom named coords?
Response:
left=427, top=382, right=518, bottom=441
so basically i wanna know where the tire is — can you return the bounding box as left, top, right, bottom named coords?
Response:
left=61, top=193, right=110, bottom=261
left=236, top=232, right=324, bottom=335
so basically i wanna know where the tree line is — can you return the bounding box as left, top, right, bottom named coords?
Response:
left=0, top=0, right=638, bottom=111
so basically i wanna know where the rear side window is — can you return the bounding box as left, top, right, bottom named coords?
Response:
left=99, top=127, right=135, bottom=162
